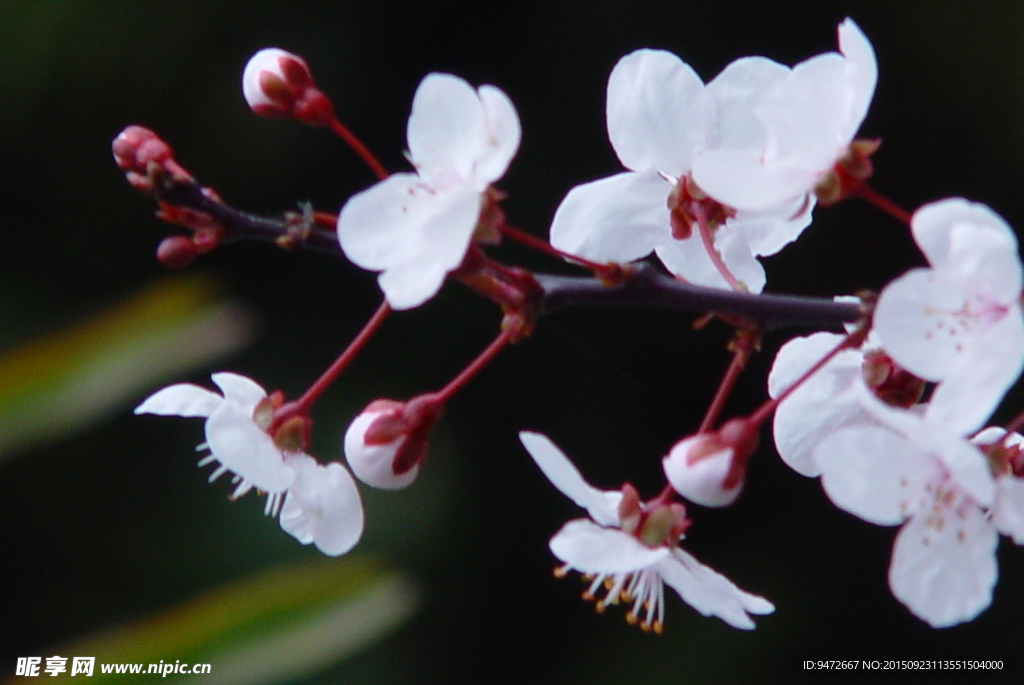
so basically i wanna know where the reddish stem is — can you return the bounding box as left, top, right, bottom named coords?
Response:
left=293, top=301, right=391, bottom=412
left=748, top=327, right=867, bottom=427
left=694, top=205, right=744, bottom=291
left=1003, top=408, right=1024, bottom=436
left=435, top=327, right=516, bottom=403
left=327, top=117, right=389, bottom=181
left=498, top=224, right=613, bottom=274
left=849, top=183, right=912, bottom=226
left=698, top=338, right=755, bottom=434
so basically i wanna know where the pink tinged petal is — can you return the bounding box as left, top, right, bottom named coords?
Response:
left=407, top=73, right=487, bottom=186
left=692, top=148, right=813, bottom=212
left=888, top=501, right=998, bottom=628
left=992, top=476, right=1024, bottom=544
left=606, top=49, right=714, bottom=175
left=655, top=225, right=765, bottom=293
left=659, top=549, right=774, bottom=630
left=873, top=268, right=971, bottom=382
left=549, top=170, right=670, bottom=263
left=662, top=437, right=740, bottom=507
left=550, top=519, right=668, bottom=574
left=705, top=56, right=790, bottom=151
left=210, top=372, right=267, bottom=412
left=815, top=427, right=932, bottom=526
left=519, top=431, right=620, bottom=526
left=204, top=402, right=293, bottom=493
left=474, top=85, right=521, bottom=184
left=857, top=398, right=996, bottom=507
left=925, top=310, right=1024, bottom=437
left=280, top=456, right=364, bottom=556
left=731, top=193, right=816, bottom=258
left=911, top=199, right=1022, bottom=300
left=134, top=384, right=223, bottom=418
left=836, top=18, right=877, bottom=143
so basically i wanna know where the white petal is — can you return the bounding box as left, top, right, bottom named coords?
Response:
left=659, top=548, right=773, bottom=630
left=889, top=503, right=998, bottom=627
left=280, top=456, right=364, bottom=556
left=654, top=225, right=765, bottom=293
left=911, top=198, right=1022, bottom=302
left=662, top=437, right=740, bottom=508
left=732, top=194, right=815, bottom=258
left=873, top=268, right=971, bottom=382
left=815, top=427, right=931, bottom=525
left=768, top=333, right=871, bottom=476
left=519, top=431, right=620, bottom=526
left=992, top=475, right=1024, bottom=544
left=474, top=85, right=521, bottom=183
left=550, top=519, right=668, bottom=574
left=210, top=372, right=267, bottom=412
left=548, top=171, right=670, bottom=263
left=340, top=178, right=481, bottom=310
left=134, top=384, right=223, bottom=417
left=205, top=402, right=293, bottom=493
left=837, top=18, right=877, bottom=143
left=407, top=73, right=486, bottom=186
left=924, top=310, right=1024, bottom=437
left=606, top=49, right=714, bottom=174
left=758, top=52, right=848, bottom=173
left=706, top=56, right=790, bottom=152
left=692, top=148, right=814, bottom=212
left=337, top=174, right=427, bottom=271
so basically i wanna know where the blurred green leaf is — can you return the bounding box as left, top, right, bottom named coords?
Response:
left=4, top=556, right=419, bottom=685
left=0, top=275, right=255, bottom=459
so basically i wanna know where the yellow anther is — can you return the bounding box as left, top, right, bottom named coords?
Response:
left=653, top=621, right=664, bottom=635
left=625, top=611, right=638, bottom=625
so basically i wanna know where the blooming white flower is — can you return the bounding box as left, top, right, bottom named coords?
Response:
left=549, top=48, right=813, bottom=292
left=813, top=402, right=1005, bottom=627
left=693, top=18, right=876, bottom=211
left=520, top=431, right=773, bottom=630
left=136, top=373, right=365, bottom=555
left=279, top=454, right=364, bottom=556
left=337, top=73, right=521, bottom=309
left=135, top=372, right=295, bottom=504
left=874, top=198, right=1024, bottom=437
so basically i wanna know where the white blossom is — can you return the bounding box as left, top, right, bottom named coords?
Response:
left=521, top=431, right=773, bottom=630
left=337, top=73, right=520, bottom=309
left=549, top=48, right=814, bottom=292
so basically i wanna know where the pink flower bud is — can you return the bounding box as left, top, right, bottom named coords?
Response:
left=242, top=48, right=333, bottom=125
left=112, top=125, right=190, bottom=191
left=343, top=396, right=443, bottom=490
left=662, top=419, right=758, bottom=507
left=156, top=235, right=198, bottom=269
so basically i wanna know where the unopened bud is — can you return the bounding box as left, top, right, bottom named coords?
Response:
left=112, top=125, right=190, bottom=191
left=663, top=419, right=758, bottom=507
left=344, top=396, right=443, bottom=490
left=156, top=235, right=198, bottom=269
left=242, top=48, right=333, bottom=125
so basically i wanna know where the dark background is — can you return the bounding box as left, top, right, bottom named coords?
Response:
left=2, top=1, right=1023, bottom=682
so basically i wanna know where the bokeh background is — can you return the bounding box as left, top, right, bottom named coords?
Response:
left=2, top=1, right=1024, bottom=682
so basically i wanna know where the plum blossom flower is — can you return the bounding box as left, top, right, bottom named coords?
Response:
left=337, top=73, right=520, bottom=309
left=135, top=373, right=364, bottom=554
left=549, top=48, right=813, bottom=292
left=813, top=401, right=1006, bottom=627
left=693, top=18, right=876, bottom=211
left=520, top=431, right=773, bottom=630
left=873, top=198, right=1024, bottom=437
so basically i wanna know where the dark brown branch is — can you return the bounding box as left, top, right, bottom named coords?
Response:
left=150, top=176, right=864, bottom=331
